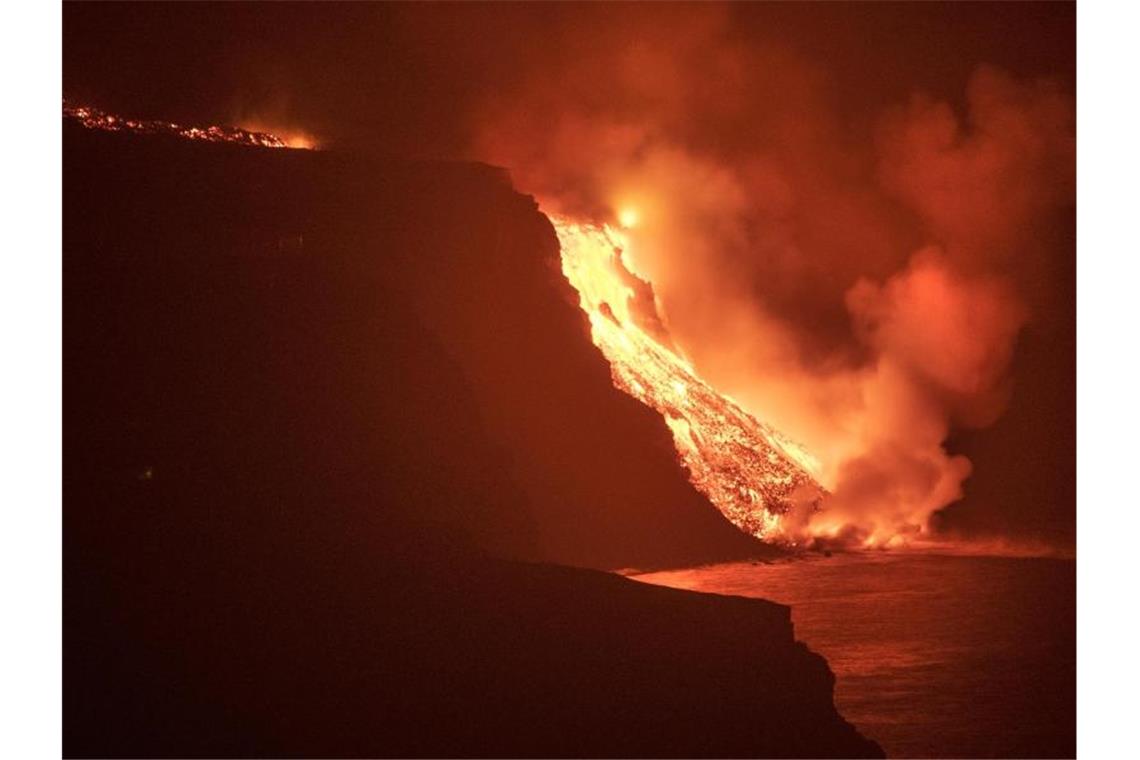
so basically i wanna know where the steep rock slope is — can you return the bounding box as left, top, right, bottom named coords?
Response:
left=64, top=125, right=881, bottom=757
left=66, top=123, right=772, bottom=570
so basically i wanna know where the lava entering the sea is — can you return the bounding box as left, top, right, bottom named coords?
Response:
left=553, top=216, right=826, bottom=544
left=63, top=102, right=313, bottom=149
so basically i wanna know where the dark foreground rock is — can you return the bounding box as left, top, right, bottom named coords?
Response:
left=64, top=124, right=882, bottom=757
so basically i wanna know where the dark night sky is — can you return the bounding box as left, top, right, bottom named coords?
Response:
left=63, top=2, right=1074, bottom=156
left=63, top=2, right=1075, bottom=550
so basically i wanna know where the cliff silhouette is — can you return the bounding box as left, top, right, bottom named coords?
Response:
left=64, top=123, right=882, bottom=758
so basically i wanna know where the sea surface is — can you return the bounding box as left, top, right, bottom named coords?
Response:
left=634, top=553, right=1075, bottom=758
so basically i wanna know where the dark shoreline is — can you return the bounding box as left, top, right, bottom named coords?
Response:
left=635, top=553, right=1076, bottom=758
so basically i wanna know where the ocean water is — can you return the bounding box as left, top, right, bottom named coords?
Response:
left=634, top=553, right=1075, bottom=758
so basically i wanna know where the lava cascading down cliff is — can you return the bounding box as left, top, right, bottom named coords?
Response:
left=553, top=217, right=826, bottom=544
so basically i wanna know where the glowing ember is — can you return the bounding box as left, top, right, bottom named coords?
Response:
left=63, top=102, right=312, bottom=149
left=553, top=217, right=825, bottom=544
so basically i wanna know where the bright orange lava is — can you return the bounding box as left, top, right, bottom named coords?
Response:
left=553, top=216, right=826, bottom=544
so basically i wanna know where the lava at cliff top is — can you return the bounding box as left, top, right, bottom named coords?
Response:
left=63, top=102, right=314, bottom=149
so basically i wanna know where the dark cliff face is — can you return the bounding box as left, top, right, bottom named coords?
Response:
left=64, top=125, right=881, bottom=757
left=65, top=122, right=767, bottom=571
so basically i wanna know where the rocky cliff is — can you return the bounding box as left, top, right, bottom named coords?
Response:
left=64, top=124, right=882, bottom=757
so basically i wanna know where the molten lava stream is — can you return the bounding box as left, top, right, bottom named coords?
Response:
left=552, top=216, right=827, bottom=545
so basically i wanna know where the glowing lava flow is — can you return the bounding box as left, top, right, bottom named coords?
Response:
left=63, top=102, right=313, bottom=149
left=554, top=217, right=826, bottom=544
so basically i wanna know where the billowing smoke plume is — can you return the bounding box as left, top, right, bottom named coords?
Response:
left=470, top=7, right=1074, bottom=546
